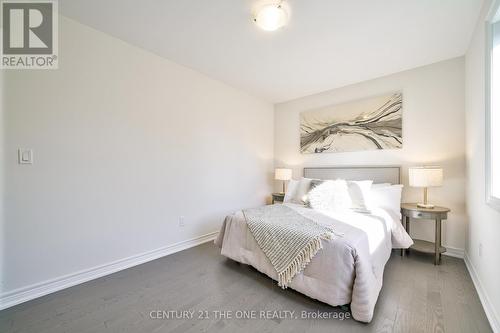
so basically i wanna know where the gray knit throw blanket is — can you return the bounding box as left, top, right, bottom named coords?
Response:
left=243, top=205, right=334, bottom=288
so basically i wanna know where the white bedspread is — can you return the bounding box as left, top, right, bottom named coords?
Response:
left=215, top=203, right=412, bottom=323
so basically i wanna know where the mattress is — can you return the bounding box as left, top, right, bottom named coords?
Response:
left=215, top=203, right=412, bottom=322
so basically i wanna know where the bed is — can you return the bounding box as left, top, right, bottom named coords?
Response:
left=215, top=166, right=412, bottom=323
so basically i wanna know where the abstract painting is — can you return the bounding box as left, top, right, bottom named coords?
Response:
left=300, top=92, right=403, bottom=153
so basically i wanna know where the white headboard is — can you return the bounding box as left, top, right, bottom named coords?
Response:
left=303, top=166, right=401, bottom=184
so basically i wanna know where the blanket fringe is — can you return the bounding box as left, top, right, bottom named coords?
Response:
left=277, top=234, right=330, bottom=289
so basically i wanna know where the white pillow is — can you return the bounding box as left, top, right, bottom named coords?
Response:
left=284, top=177, right=315, bottom=204
left=301, top=179, right=323, bottom=205
left=283, top=179, right=298, bottom=203
left=347, top=180, right=373, bottom=213
left=297, top=177, right=315, bottom=203
left=372, top=183, right=391, bottom=188
left=306, top=180, right=352, bottom=212
left=369, top=184, right=404, bottom=216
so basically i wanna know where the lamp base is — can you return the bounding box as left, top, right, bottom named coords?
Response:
left=418, top=187, right=435, bottom=209
left=417, top=203, right=435, bottom=209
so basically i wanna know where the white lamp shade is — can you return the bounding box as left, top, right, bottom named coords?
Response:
left=409, top=167, right=443, bottom=187
left=275, top=168, right=292, bottom=181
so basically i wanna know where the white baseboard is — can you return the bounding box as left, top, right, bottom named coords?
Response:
left=464, top=252, right=500, bottom=333
left=0, top=231, right=219, bottom=311
left=442, top=245, right=464, bottom=259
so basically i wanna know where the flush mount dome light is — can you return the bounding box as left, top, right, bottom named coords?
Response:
left=253, top=2, right=289, bottom=31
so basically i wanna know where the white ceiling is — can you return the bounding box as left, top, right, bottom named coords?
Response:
left=60, top=0, right=483, bottom=103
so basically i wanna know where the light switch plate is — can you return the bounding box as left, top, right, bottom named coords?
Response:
left=18, top=149, right=33, bottom=164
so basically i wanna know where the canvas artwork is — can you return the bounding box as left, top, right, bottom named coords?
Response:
left=300, top=92, right=403, bottom=154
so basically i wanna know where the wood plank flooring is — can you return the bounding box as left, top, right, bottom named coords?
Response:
left=0, top=242, right=492, bottom=333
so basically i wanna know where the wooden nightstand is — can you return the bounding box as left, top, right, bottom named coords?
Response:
left=401, top=203, right=450, bottom=265
left=271, top=193, right=285, bottom=204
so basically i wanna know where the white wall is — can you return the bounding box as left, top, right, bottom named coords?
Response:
left=465, top=0, right=500, bottom=330
left=274, top=58, right=466, bottom=253
left=1, top=16, right=274, bottom=296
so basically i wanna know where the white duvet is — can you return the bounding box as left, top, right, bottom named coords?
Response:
left=215, top=203, right=413, bottom=323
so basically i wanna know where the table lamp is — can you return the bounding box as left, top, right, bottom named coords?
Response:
left=409, top=166, right=443, bottom=208
left=275, top=168, right=292, bottom=194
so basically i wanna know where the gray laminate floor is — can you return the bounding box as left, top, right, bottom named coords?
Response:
left=0, top=242, right=492, bottom=333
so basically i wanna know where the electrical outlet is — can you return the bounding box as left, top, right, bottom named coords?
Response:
left=179, top=216, right=185, bottom=227
left=479, top=243, right=483, bottom=257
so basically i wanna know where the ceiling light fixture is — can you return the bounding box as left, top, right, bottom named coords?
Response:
left=253, top=2, right=289, bottom=31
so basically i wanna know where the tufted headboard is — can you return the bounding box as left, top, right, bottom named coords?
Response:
left=303, top=166, right=401, bottom=184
